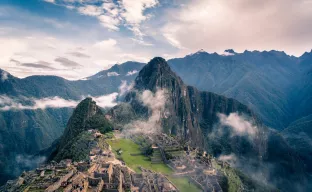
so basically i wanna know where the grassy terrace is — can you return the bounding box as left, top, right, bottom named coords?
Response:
left=107, top=138, right=201, bottom=192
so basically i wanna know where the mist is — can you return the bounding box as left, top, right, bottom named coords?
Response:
left=118, top=80, right=134, bottom=96
left=1, top=71, right=8, bottom=82
left=121, top=89, right=168, bottom=137
left=218, top=113, right=258, bottom=138
left=0, top=93, right=119, bottom=111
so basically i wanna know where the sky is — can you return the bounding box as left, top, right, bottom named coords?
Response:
left=1, top=0, right=312, bottom=79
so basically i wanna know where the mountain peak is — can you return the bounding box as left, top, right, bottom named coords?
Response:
left=224, top=49, right=235, bottom=54
left=53, top=97, right=112, bottom=161
left=134, top=57, right=182, bottom=91
left=58, top=97, right=102, bottom=146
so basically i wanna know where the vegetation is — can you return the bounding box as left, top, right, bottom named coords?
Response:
left=54, top=131, right=108, bottom=162
left=107, top=138, right=201, bottom=192
left=212, top=160, right=277, bottom=192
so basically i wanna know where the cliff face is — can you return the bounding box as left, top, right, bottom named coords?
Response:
left=112, top=57, right=264, bottom=156
left=108, top=57, right=306, bottom=191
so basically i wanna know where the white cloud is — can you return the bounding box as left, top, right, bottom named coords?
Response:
left=121, top=0, right=158, bottom=24
left=122, top=89, right=167, bottom=137
left=218, top=153, right=237, bottom=163
left=0, top=93, right=119, bottom=111
left=0, top=96, right=78, bottom=111
left=43, top=0, right=159, bottom=38
left=78, top=5, right=103, bottom=16
left=163, top=33, right=184, bottom=49
left=218, top=113, right=257, bottom=137
left=43, top=0, right=55, bottom=3
left=126, top=70, right=138, bottom=76
left=107, top=71, right=120, bottom=76
left=98, top=15, right=121, bottom=31
left=1, top=71, right=8, bottom=82
left=161, top=0, right=312, bottom=56
left=93, top=38, right=117, bottom=49
left=118, top=80, right=134, bottom=96
left=131, top=38, right=153, bottom=46
left=91, top=92, right=118, bottom=108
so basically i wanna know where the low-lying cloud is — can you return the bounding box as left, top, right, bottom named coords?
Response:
left=118, top=80, right=134, bottom=96
left=1, top=71, right=8, bottom=82
left=15, top=154, right=46, bottom=169
left=0, top=93, right=119, bottom=111
left=218, top=113, right=257, bottom=137
left=107, top=71, right=120, bottom=76
left=91, top=93, right=118, bottom=108
left=122, top=89, right=168, bottom=137
left=126, top=70, right=138, bottom=76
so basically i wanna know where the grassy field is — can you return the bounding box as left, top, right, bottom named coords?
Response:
left=107, top=138, right=201, bottom=192
left=212, top=160, right=243, bottom=192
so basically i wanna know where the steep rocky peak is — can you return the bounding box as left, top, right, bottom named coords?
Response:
left=134, top=57, right=183, bottom=91
left=59, top=97, right=102, bottom=146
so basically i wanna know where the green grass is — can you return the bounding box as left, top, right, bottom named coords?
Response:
left=168, top=176, right=201, bottom=192
left=107, top=139, right=171, bottom=174
left=213, top=160, right=243, bottom=192
left=107, top=138, right=201, bottom=192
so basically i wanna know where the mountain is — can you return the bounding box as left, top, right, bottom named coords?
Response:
left=50, top=97, right=112, bottom=162
left=0, top=61, right=143, bottom=184
left=108, top=57, right=308, bottom=191
left=167, top=50, right=301, bottom=130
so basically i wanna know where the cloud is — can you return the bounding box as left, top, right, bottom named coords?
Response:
left=126, top=70, right=138, bottom=76
left=161, top=0, right=312, bottom=56
left=78, top=5, right=103, bottom=16
left=118, top=80, right=134, bottom=96
left=120, top=0, right=159, bottom=37
left=107, top=71, right=120, bottom=76
left=131, top=38, right=153, bottom=46
left=218, top=113, right=257, bottom=137
left=1, top=71, right=9, bottom=82
left=122, top=89, right=167, bottom=137
left=43, top=0, right=159, bottom=38
left=67, top=51, right=90, bottom=58
left=98, top=14, right=121, bottom=31
left=15, top=154, right=46, bottom=169
left=43, top=0, right=55, bottom=3
left=0, top=95, right=78, bottom=111
left=55, top=57, right=82, bottom=68
left=218, top=153, right=238, bottom=166
left=93, top=38, right=117, bottom=49
left=21, top=63, right=56, bottom=70
left=0, top=93, right=118, bottom=111
left=91, top=92, right=118, bottom=108
left=163, top=33, right=184, bottom=49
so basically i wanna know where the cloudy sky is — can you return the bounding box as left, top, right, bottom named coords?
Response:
left=1, top=0, right=312, bottom=79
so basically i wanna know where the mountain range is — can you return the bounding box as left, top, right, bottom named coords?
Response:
left=108, top=57, right=308, bottom=191
left=0, top=50, right=311, bottom=191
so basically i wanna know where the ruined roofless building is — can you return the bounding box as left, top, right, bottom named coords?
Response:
left=94, top=163, right=113, bottom=183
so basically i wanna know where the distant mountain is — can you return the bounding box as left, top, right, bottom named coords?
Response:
left=0, top=61, right=143, bottom=184
left=167, top=49, right=301, bottom=130
left=109, top=57, right=308, bottom=191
